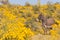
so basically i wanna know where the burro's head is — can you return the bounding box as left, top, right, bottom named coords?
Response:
left=38, top=13, right=47, bottom=22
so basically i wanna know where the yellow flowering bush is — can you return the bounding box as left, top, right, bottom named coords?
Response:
left=0, top=5, right=34, bottom=40
left=0, top=2, right=60, bottom=40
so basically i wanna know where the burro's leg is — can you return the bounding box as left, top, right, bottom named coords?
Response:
left=42, top=25, right=52, bottom=35
left=42, top=25, right=47, bottom=35
left=43, top=27, right=48, bottom=35
left=45, top=26, right=52, bottom=35
left=42, top=24, right=47, bottom=35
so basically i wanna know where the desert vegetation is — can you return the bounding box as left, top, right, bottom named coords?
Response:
left=0, top=0, right=60, bottom=40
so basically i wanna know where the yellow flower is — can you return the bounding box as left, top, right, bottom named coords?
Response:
left=50, top=30, right=57, bottom=36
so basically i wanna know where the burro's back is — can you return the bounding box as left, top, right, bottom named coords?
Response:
left=46, top=18, right=55, bottom=26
